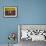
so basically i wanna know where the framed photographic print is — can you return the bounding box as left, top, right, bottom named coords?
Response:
left=4, top=6, right=17, bottom=17
left=18, top=24, right=46, bottom=42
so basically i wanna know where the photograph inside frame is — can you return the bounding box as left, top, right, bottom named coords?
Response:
left=4, top=6, right=17, bottom=17
left=18, top=25, right=46, bottom=41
